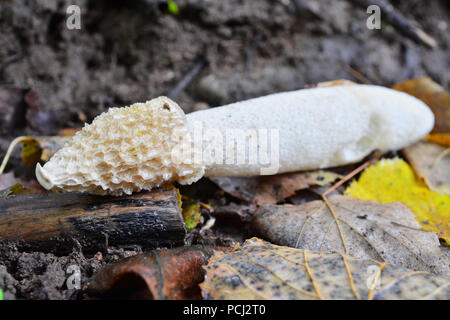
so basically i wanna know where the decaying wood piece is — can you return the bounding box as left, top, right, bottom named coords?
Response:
left=0, top=189, right=186, bottom=253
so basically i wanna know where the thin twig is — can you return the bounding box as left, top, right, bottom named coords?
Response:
left=430, top=147, right=450, bottom=169
left=167, top=58, right=206, bottom=99
left=349, top=0, right=437, bottom=48
left=345, top=65, right=372, bottom=84
left=321, top=156, right=380, bottom=255
left=0, top=136, right=29, bottom=175
left=323, top=160, right=373, bottom=197
left=0, top=52, right=25, bottom=71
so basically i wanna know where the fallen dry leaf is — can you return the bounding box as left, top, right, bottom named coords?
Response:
left=87, top=246, right=223, bottom=300
left=253, top=195, right=449, bottom=276
left=24, top=136, right=71, bottom=164
left=426, top=133, right=450, bottom=148
left=316, top=79, right=357, bottom=87
left=392, top=77, right=450, bottom=133
left=403, top=141, right=450, bottom=195
left=200, top=238, right=450, bottom=300
left=0, top=135, right=70, bottom=177
left=58, top=127, right=81, bottom=137
left=21, top=137, right=42, bottom=167
left=345, top=158, right=450, bottom=245
left=210, top=170, right=342, bottom=205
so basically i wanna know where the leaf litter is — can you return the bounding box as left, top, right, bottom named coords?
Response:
left=253, top=195, right=449, bottom=276
left=88, top=246, right=222, bottom=300
left=200, top=238, right=450, bottom=300
left=392, top=77, right=450, bottom=134
left=345, top=158, right=450, bottom=245
left=210, top=170, right=342, bottom=205
left=402, top=141, right=450, bottom=195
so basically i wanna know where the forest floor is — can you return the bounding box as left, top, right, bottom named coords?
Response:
left=0, top=0, right=449, bottom=299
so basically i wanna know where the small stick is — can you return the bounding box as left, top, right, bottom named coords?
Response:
left=168, top=58, right=206, bottom=99
left=0, top=52, right=25, bottom=71
left=245, top=33, right=262, bottom=72
left=345, top=65, right=372, bottom=85
left=321, top=156, right=379, bottom=254
left=430, top=147, right=450, bottom=169
left=0, top=136, right=29, bottom=175
left=350, top=0, right=437, bottom=48
left=0, top=189, right=186, bottom=254
left=323, top=160, right=373, bottom=197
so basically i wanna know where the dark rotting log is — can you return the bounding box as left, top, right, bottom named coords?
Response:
left=0, top=188, right=186, bottom=254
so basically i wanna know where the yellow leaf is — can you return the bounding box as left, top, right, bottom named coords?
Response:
left=182, top=203, right=202, bottom=231
left=0, top=183, right=26, bottom=198
left=345, top=158, right=450, bottom=244
left=21, top=137, right=42, bottom=167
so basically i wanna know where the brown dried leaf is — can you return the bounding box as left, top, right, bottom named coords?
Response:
left=210, top=170, right=342, bottom=205
left=252, top=195, right=449, bottom=276
left=87, top=246, right=224, bottom=300
left=201, top=238, right=450, bottom=300
left=403, top=141, right=450, bottom=195
left=58, top=128, right=81, bottom=137
left=392, top=77, right=450, bottom=133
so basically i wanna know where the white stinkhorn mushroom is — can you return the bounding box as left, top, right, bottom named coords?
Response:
left=35, top=84, right=434, bottom=195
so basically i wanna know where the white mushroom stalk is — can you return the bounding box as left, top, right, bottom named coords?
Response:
left=35, top=84, right=434, bottom=195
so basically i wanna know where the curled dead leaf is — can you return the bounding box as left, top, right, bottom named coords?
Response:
left=87, top=246, right=226, bottom=300
left=0, top=172, right=21, bottom=190
left=25, top=136, right=71, bottom=164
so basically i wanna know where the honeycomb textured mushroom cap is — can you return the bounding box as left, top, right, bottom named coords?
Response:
left=36, top=97, right=204, bottom=195
left=35, top=85, right=434, bottom=196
